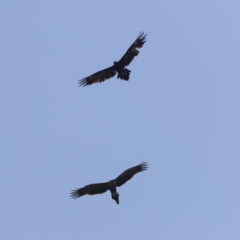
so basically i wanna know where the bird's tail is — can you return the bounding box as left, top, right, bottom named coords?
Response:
left=117, top=68, right=131, bottom=80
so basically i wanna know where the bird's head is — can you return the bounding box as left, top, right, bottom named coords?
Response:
left=111, top=191, right=119, bottom=204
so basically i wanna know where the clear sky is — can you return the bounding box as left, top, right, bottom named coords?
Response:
left=1, top=1, right=240, bottom=239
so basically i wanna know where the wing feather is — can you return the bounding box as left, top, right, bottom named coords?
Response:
left=115, top=162, right=148, bottom=187
left=79, top=66, right=116, bottom=87
left=118, top=32, right=147, bottom=67
left=70, top=182, right=109, bottom=199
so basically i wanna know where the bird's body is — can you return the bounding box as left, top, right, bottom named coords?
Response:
left=70, top=162, right=148, bottom=204
left=79, top=32, right=147, bottom=87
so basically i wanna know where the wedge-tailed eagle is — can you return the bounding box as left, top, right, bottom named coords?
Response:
left=79, top=32, right=147, bottom=87
left=70, top=162, right=148, bottom=204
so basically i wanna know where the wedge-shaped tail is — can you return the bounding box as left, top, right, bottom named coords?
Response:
left=117, top=68, right=131, bottom=80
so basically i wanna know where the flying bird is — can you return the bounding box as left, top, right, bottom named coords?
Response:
left=70, top=162, right=148, bottom=204
left=79, top=32, right=147, bottom=87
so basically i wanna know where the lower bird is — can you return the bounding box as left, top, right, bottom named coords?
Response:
left=70, top=162, right=148, bottom=204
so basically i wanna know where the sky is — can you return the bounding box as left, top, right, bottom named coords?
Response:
left=1, top=0, right=240, bottom=239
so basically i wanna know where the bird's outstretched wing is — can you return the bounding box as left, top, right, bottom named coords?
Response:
left=118, top=32, right=147, bottom=67
left=115, top=162, right=148, bottom=187
left=79, top=66, right=116, bottom=87
left=70, top=182, right=109, bottom=199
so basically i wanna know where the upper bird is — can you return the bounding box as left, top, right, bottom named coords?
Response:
left=70, top=162, right=148, bottom=204
left=79, top=32, right=147, bottom=87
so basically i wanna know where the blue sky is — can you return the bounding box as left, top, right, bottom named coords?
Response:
left=1, top=1, right=240, bottom=239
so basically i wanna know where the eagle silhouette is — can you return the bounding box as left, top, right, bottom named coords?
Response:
left=79, top=32, right=147, bottom=87
left=70, top=162, right=148, bottom=204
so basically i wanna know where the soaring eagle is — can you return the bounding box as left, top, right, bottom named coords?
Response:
left=70, top=162, right=148, bottom=204
left=79, top=32, right=147, bottom=87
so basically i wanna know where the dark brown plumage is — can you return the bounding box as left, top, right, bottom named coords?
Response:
left=79, top=32, right=147, bottom=87
left=70, top=162, right=148, bottom=204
